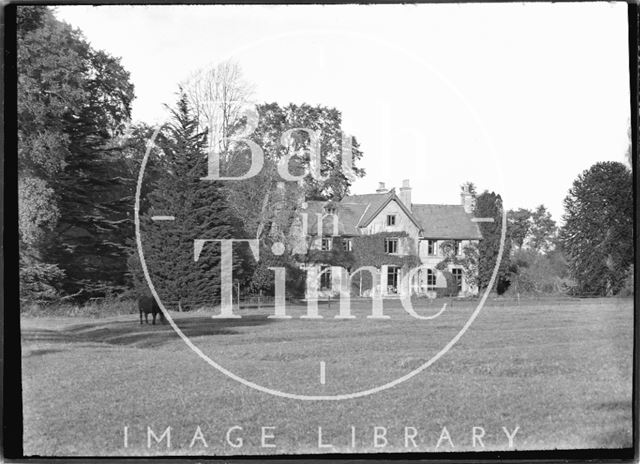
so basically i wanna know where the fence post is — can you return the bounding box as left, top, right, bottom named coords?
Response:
left=236, top=281, right=240, bottom=312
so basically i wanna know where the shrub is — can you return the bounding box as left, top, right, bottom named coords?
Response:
left=19, top=255, right=65, bottom=303
left=20, top=296, right=138, bottom=318
left=618, top=264, right=634, bottom=297
left=507, top=249, right=569, bottom=296
left=435, top=270, right=458, bottom=297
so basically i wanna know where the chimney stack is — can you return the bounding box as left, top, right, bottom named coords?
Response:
left=460, top=183, right=476, bottom=214
left=399, top=179, right=412, bottom=211
left=376, top=182, right=388, bottom=193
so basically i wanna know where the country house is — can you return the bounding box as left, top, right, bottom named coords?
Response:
left=293, top=180, right=483, bottom=298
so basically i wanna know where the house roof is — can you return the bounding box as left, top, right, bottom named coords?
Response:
left=412, top=204, right=483, bottom=239
left=304, top=200, right=367, bottom=236
left=301, top=192, right=482, bottom=239
left=350, top=191, right=423, bottom=230
left=341, top=192, right=389, bottom=226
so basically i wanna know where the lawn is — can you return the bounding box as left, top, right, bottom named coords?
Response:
left=21, top=297, right=633, bottom=456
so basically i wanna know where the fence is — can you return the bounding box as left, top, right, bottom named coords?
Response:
left=145, top=291, right=627, bottom=313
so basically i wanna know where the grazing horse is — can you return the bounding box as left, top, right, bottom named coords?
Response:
left=138, top=296, right=165, bottom=325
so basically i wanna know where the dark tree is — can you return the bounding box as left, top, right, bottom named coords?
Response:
left=134, top=95, right=243, bottom=310
left=474, top=191, right=511, bottom=292
left=507, top=208, right=531, bottom=250
left=560, top=161, right=632, bottom=295
left=18, top=6, right=135, bottom=300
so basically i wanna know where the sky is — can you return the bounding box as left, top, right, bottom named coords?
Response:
left=55, top=3, right=631, bottom=223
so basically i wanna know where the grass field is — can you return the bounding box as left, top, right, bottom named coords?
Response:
left=21, top=297, right=633, bottom=456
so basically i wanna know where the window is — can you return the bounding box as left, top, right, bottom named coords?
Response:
left=326, top=207, right=336, bottom=215
left=452, top=268, right=463, bottom=292
left=321, top=238, right=332, bottom=251
left=427, top=239, right=437, bottom=256
left=343, top=238, right=353, bottom=252
left=387, top=266, right=399, bottom=292
left=385, top=237, right=398, bottom=254
left=320, top=265, right=332, bottom=290
left=426, top=269, right=436, bottom=288
left=386, top=214, right=396, bottom=226
left=455, top=240, right=462, bottom=256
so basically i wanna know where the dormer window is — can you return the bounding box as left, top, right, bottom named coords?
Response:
left=427, top=239, right=437, bottom=255
left=386, top=214, right=396, bottom=226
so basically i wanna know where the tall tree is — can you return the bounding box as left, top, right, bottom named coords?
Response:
left=474, top=191, right=511, bottom=292
left=211, top=102, right=366, bottom=273
left=183, top=60, right=254, bottom=154
left=18, top=6, right=135, bottom=300
left=203, top=101, right=367, bottom=295
left=527, top=205, right=557, bottom=253
left=18, top=6, right=79, bottom=300
left=507, top=208, right=532, bottom=250
left=134, top=95, right=242, bottom=310
left=223, top=102, right=366, bottom=236
left=560, top=161, right=632, bottom=295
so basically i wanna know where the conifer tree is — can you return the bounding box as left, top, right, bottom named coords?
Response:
left=474, top=191, right=511, bottom=292
left=560, top=161, right=632, bottom=295
left=18, top=6, right=135, bottom=300
left=137, top=94, right=242, bottom=310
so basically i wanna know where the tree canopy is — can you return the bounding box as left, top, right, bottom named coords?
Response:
left=507, top=205, right=557, bottom=253
left=132, top=95, right=245, bottom=310
left=560, top=161, right=632, bottom=295
left=18, top=6, right=135, bottom=301
left=474, top=191, right=511, bottom=292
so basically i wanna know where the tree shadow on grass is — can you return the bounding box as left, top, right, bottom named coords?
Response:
left=21, top=315, right=279, bottom=349
left=24, top=348, right=66, bottom=357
